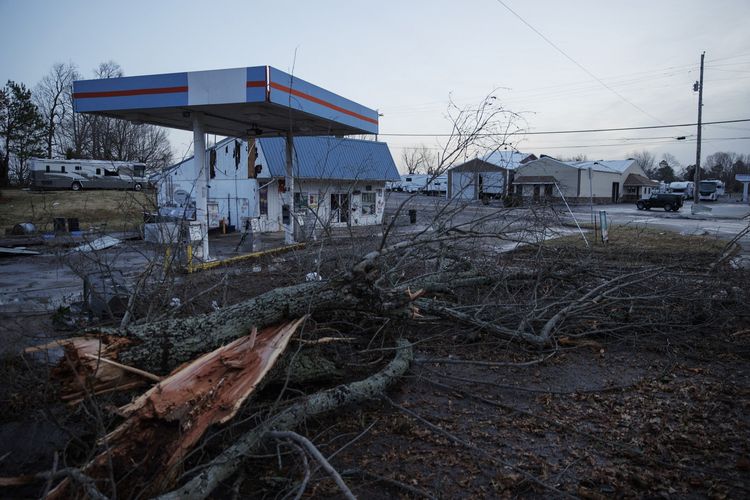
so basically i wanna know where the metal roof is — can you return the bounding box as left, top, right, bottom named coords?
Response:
left=624, top=173, right=659, bottom=187
left=73, top=66, right=378, bottom=137
left=260, top=136, right=400, bottom=181
left=566, top=159, right=636, bottom=173
left=481, top=150, right=535, bottom=170
left=449, top=151, right=535, bottom=173
left=159, top=136, right=399, bottom=182
left=30, top=157, right=145, bottom=167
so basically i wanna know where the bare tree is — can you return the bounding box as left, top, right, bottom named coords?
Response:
left=401, top=145, right=435, bottom=174
left=55, top=61, right=173, bottom=170
left=661, top=152, right=681, bottom=171
left=34, top=62, right=79, bottom=159
left=630, top=150, right=656, bottom=178
left=438, top=92, right=525, bottom=174
left=560, top=153, right=589, bottom=162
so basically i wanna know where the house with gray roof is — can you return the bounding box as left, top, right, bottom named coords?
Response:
left=157, top=136, right=399, bottom=234
left=447, top=150, right=537, bottom=200
left=513, top=157, right=657, bottom=203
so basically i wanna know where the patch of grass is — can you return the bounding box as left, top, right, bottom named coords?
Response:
left=535, top=225, right=727, bottom=268
left=0, top=188, right=157, bottom=233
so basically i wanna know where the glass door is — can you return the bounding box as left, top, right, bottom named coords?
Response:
left=330, top=193, right=350, bottom=223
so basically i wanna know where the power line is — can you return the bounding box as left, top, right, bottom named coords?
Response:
left=492, top=0, right=667, bottom=124
left=383, top=62, right=699, bottom=115
left=388, top=136, right=748, bottom=154
left=382, top=54, right=746, bottom=117
left=385, top=70, right=697, bottom=117
left=379, top=118, right=750, bottom=137
left=522, top=136, right=750, bottom=151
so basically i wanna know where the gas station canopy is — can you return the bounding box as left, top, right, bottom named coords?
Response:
left=73, top=65, right=381, bottom=253
left=73, top=66, right=379, bottom=137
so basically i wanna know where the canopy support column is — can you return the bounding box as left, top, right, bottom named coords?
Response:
left=284, top=131, right=295, bottom=245
left=192, top=114, right=210, bottom=260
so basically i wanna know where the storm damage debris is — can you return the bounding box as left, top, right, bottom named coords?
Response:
left=71, top=235, right=121, bottom=253
left=25, top=336, right=143, bottom=405
left=45, top=317, right=307, bottom=498
left=0, top=246, right=40, bottom=256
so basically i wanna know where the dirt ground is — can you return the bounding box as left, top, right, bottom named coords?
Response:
left=0, top=226, right=748, bottom=498
left=289, top=333, right=750, bottom=498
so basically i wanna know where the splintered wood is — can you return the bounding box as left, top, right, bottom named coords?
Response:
left=47, top=317, right=307, bottom=499
left=25, top=336, right=144, bottom=405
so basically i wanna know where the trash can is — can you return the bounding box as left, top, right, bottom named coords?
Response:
left=67, top=218, right=80, bottom=232
left=11, top=222, right=36, bottom=235
left=409, top=209, right=417, bottom=224
left=53, top=217, right=67, bottom=232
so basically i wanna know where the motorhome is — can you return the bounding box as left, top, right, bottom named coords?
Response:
left=698, top=179, right=725, bottom=201
left=30, top=158, right=148, bottom=191
left=424, top=174, right=448, bottom=196
left=668, top=181, right=694, bottom=200
left=399, top=174, right=428, bottom=193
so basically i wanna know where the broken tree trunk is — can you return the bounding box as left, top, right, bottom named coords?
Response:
left=107, top=236, right=467, bottom=374
left=112, top=265, right=427, bottom=374
left=117, top=281, right=351, bottom=374
left=87, top=236, right=494, bottom=375
left=25, top=336, right=150, bottom=404
left=47, top=318, right=307, bottom=499
left=159, top=338, right=414, bottom=500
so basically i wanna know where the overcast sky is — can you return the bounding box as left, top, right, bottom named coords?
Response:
left=1, top=0, right=748, bottom=172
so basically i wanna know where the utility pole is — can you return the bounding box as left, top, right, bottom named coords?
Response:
left=693, top=51, right=705, bottom=204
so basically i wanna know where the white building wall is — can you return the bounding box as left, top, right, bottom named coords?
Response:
left=481, top=172, right=505, bottom=195
left=452, top=172, right=476, bottom=199
left=586, top=170, right=622, bottom=199
left=158, top=139, right=388, bottom=233
left=294, top=180, right=387, bottom=228
left=158, top=139, right=266, bottom=229
left=515, top=158, right=579, bottom=197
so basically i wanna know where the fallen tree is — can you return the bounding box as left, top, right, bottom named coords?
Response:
left=159, top=338, right=413, bottom=500
left=117, top=281, right=344, bottom=373
left=46, top=318, right=308, bottom=499
left=102, top=229, right=520, bottom=374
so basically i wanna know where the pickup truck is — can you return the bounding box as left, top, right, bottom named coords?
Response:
left=636, top=193, right=683, bottom=212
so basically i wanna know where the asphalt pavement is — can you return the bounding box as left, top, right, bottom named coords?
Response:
left=385, top=192, right=750, bottom=264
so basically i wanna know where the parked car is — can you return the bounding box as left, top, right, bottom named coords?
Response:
left=636, top=193, right=683, bottom=212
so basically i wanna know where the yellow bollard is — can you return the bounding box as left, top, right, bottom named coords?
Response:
left=186, top=244, right=193, bottom=273
left=163, top=246, right=172, bottom=273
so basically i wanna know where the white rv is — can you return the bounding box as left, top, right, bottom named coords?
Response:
left=668, top=181, right=694, bottom=200
left=424, top=174, right=448, bottom=196
left=400, top=174, right=428, bottom=193
left=698, top=179, right=725, bottom=201
left=30, top=158, right=147, bottom=191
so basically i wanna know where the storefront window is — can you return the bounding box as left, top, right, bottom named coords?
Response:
left=294, top=192, right=309, bottom=211
left=259, top=185, right=268, bottom=216
left=361, top=192, right=376, bottom=215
